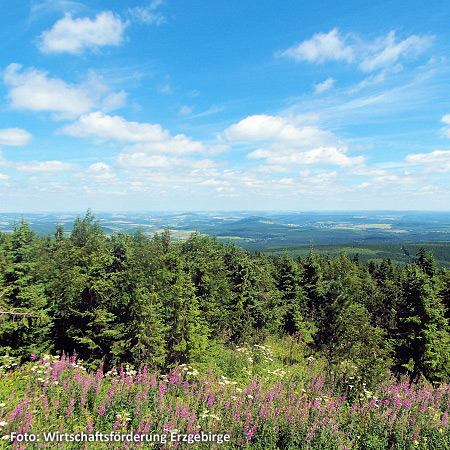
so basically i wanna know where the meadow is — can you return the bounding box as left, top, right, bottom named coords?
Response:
left=1, top=340, right=449, bottom=449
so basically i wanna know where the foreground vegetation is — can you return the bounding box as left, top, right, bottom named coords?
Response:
left=0, top=210, right=449, bottom=447
left=0, top=347, right=449, bottom=449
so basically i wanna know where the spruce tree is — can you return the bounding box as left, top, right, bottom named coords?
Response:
left=395, top=266, right=450, bottom=381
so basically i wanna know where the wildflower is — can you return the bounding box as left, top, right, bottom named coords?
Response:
left=439, top=428, right=443, bottom=433
left=0, top=422, right=7, bottom=427
left=414, top=440, right=419, bottom=446
left=0, top=404, right=5, bottom=408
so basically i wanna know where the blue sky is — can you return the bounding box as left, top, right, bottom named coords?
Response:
left=1, top=0, right=450, bottom=211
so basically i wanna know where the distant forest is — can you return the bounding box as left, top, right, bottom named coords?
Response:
left=0, top=210, right=449, bottom=384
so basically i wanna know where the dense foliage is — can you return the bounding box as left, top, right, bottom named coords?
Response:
left=0, top=349, right=449, bottom=449
left=0, top=211, right=449, bottom=385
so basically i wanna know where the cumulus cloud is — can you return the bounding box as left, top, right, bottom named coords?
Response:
left=3, top=64, right=124, bottom=119
left=38, top=11, right=127, bottom=54
left=4, top=63, right=93, bottom=118
left=15, top=160, right=78, bottom=172
left=281, top=29, right=432, bottom=73
left=224, top=114, right=333, bottom=145
left=225, top=114, right=364, bottom=168
left=314, top=77, right=336, bottom=93
left=406, top=149, right=450, bottom=172
left=61, top=111, right=168, bottom=141
left=281, top=28, right=354, bottom=63
left=60, top=112, right=227, bottom=155
left=75, top=162, right=118, bottom=183
left=248, top=146, right=364, bottom=167
left=0, top=128, right=32, bottom=146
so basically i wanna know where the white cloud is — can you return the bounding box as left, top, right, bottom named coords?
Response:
left=200, top=179, right=224, bottom=186
left=29, top=1, right=87, bottom=20
left=15, top=161, right=78, bottom=172
left=128, top=1, right=166, bottom=25
left=75, top=162, right=118, bottom=183
left=359, top=31, right=433, bottom=72
left=302, top=171, right=337, bottom=184
left=281, top=28, right=354, bottom=63
left=441, top=114, right=450, bottom=138
left=126, top=140, right=227, bottom=156
left=189, top=105, right=224, bottom=119
left=101, top=91, right=127, bottom=112
left=314, top=77, right=335, bottom=93
left=346, top=166, right=387, bottom=177
left=38, top=11, right=127, bottom=54
left=225, top=114, right=333, bottom=145
left=249, top=146, right=364, bottom=167
left=371, top=174, right=416, bottom=185
left=116, top=153, right=215, bottom=170
left=179, top=105, right=193, bottom=116
left=158, top=83, right=172, bottom=95
left=61, top=112, right=168, bottom=141
left=281, top=29, right=433, bottom=74
left=406, top=149, right=450, bottom=172
left=60, top=112, right=227, bottom=155
left=3, top=64, right=124, bottom=119
left=4, top=63, right=93, bottom=118
left=0, top=128, right=32, bottom=146
left=0, top=173, right=9, bottom=180
left=226, top=114, right=364, bottom=168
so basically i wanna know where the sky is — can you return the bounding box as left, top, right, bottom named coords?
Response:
left=1, top=0, right=450, bottom=212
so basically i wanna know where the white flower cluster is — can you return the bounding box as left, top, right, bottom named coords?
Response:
left=0, top=355, right=19, bottom=373
left=116, top=411, right=132, bottom=423
left=253, top=344, right=274, bottom=363
left=124, top=365, right=137, bottom=377
left=265, top=368, right=287, bottom=378
left=218, top=375, right=237, bottom=386
left=200, top=409, right=221, bottom=421
left=179, top=364, right=199, bottom=377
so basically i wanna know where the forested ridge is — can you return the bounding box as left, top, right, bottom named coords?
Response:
left=1, top=210, right=449, bottom=384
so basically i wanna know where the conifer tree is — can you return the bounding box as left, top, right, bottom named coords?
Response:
left=166, top=270, right=209, bottom=365
left=395, top=266, right=450, bottom=381
left=0, top=219, right=51, bottom=357
left=276, top=256, right=311, bottom=337
left=415, top=247, right=437, bottom=278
